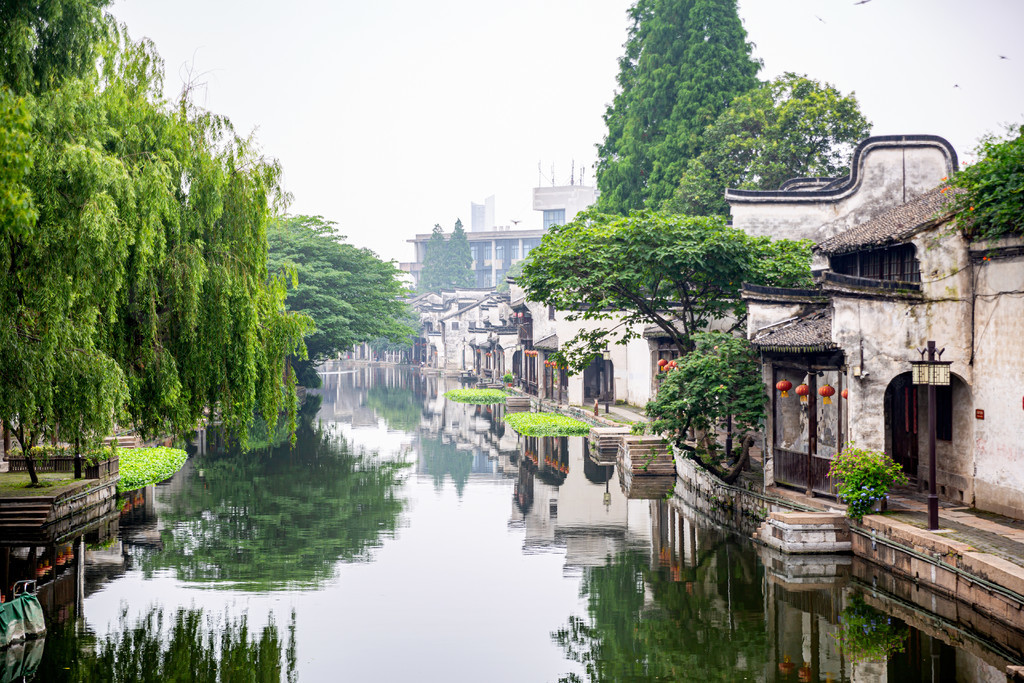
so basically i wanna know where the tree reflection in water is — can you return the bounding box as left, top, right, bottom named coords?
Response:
left=364, top=384, right=422, bottom=432
left=34, top=606, right=295, bottom=682
left=419, top=436, right=472, bottom=496
left=136, top=399, right=409, bottom=590
left=554, top=531, right=767, bottom=682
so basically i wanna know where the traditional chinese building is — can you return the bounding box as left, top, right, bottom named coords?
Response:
left=732, top=135, right=1024, bottom=519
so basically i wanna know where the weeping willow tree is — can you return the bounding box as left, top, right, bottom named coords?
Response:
left=0, top=4, right=311, bottom=481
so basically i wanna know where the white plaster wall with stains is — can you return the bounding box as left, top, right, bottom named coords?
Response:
left=966, top=239, right=1024, bottom=517
left=730, top=141, right=954, bottom=245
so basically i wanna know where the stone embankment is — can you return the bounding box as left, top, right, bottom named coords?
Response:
left=516, top=385, right=1024, bottom=655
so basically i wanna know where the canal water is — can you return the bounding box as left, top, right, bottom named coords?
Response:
left=12, top=362, right=1024, bottom=681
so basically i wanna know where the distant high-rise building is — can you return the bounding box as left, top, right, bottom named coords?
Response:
left=533, top=184, right=596, bottom=229
left=402, top=185, right=595, bottom=289
left=470, top=195, right=496, bottom=232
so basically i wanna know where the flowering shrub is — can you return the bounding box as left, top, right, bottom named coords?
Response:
left=827, top=444, right=908, bottom=521
left=833, top=594, right=908, bottom=663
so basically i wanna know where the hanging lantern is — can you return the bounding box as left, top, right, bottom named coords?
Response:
left=841, top=388, right=848, bottom=400
left=798, top=663, right=812, bottom=682
left=667, top=360, right=677, bottom=370
left=819, top=384, right=836, bottom=405
left=778, top=655, right=795, bottom=675
left=658, top=358, right=668, bottom=370
left=776, top=379, right=792, bottom=397
left=795, top=384, right=810, bottom=404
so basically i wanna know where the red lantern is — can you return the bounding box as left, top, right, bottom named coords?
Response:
left=795, top=384, right=810, bottom=404
left=778, top=655, right=795, bottom=675
left=776, top=380, right=792, bottom=397
left=819, top=384, right=836, bottom=405
left=668, top=360, right=677, bottom=370
left=658, top=358, right=668, bottom=370
left=797, top=663, right=812, bottom=682
left=841, top=388, right=848, bottom=399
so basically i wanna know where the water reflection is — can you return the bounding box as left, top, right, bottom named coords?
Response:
left=135, top=402, right=408, bottom=590
left=555, top=504, right=767, bottom=682
left=17, top=362, right=1024, bottom=681
left=32, top=606, right=294, bottom=682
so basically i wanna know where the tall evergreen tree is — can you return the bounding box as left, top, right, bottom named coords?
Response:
left=418, top=219, right=474, bottom=292
left=448, top=219, right=474, bottom=288
left=418, top=225, right=449, bottom=293
left=595, top=0, right=760, bottom=214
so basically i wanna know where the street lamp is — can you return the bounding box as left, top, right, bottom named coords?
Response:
left=602, top=349, right=612, bottom=414
left=911, top=341, right=952, bottom=530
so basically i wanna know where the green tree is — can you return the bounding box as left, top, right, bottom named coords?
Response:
left=0, top=16, right=311, bottom=480
left=0, top=0, right=111, bottom=93
left=595, top=0, right=760, bottom=214
left=645, top=332, right=765, bottom=482
left=418, top=224, right=448, bottom=292
left=267, top=214, right=413, bottom=386
left=418, top=219, right=475, bottom=292
left=448, top=218, right=474, bottom=286
left=518, top=210, right=812, bottom=372
left=665, top=73, right=872, bottom=217
left=948, top=123, right=1024, bottom=242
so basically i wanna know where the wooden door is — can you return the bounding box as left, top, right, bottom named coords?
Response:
left=887, top=374, right=919, bottom=479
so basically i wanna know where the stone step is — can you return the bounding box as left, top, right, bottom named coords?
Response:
left=618, top=437, right=675, bottom=477
left=0, top=515, right=49, bottom=526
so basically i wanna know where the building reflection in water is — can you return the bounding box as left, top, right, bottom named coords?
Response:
left=509, top=434, right=653, bottom=575
left=335, top=362, right=1024, bottom=682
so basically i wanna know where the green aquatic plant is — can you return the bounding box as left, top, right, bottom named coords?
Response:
left=117, top=447, right=188, bottom=494
left=443, top=389, right=509, bottom=404
left=504, top=412, right=590, bottom=437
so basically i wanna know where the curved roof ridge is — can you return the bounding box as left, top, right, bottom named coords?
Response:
left=725, top=135, right=958, bottom=204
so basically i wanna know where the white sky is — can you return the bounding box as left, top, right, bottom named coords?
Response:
left=110, top=0, right=1024, bottom=264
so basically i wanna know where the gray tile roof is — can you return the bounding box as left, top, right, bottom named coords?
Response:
left=751, top=308, right=836, bottom=352
left=816, top=186, right=959, bottom=255
left=642, top=320, right=687, bottom=339
left=534, top=333, right=559, bottom=350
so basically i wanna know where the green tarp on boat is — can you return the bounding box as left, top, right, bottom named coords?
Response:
left=0, top=593, right=45, bottom=648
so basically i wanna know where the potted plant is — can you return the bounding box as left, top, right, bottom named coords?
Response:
left=827, top=443, right=908, bottom=521
left=502, top=372, right=514, bottom=388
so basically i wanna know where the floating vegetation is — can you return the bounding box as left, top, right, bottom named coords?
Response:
left=443, top=389, right=509, bottom=404
left=117, top=447, right=188, bottom=493
left=504, top=412, right=590, bottom=437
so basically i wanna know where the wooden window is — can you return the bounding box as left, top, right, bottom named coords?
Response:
left=937, top=385, right=952, bottom=441
left=830, top=243, right=920, bottom=283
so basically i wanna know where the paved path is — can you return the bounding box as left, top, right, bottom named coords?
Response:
left=886, top=494, right=1024, bottom=569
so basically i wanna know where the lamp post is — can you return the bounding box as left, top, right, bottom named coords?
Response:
left=910, top=341, right=952, bottom=531
left=602, top=349, right=612, bottom=414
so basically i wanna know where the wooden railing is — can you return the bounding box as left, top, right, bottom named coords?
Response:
left=5, top=455, right=119, bottom=479
left=774, top=448, right=837, bottom=497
